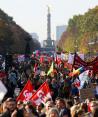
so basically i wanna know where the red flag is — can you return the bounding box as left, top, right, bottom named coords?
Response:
left=31, top=82, right=51, bottom=106
left=17, top=80, right=35, bottom=102
left=74, top=78, right=80, bottom=88
left=73, top=53, right=98, bottom=74
left=48, top=57, right=52, bottom=63
left=40, top=55, right=44, bottom=63
left=0, top=71, right=6, bottom=80
left=55, top=55, right=62, bottom=65
left=73, top=53, right=86, bottom=69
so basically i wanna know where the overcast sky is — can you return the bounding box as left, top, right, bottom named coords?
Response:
left=0, top=0, right=98, bottom=42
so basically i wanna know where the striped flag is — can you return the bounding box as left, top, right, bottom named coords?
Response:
left=69, top=67, right=85, bottom=77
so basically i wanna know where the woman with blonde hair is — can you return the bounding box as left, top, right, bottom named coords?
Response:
left=70, top=105, right=80, bottom=117
left=47, top=107, right=59, bottom=117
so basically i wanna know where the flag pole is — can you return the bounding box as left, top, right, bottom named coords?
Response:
left=71, top=52, right=76, bottom=72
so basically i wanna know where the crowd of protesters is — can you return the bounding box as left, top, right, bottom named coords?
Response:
left=0, top=53, right=98, bottom=117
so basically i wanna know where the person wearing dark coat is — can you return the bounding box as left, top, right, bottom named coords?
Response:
left=0, top=98, right=24, bottom=117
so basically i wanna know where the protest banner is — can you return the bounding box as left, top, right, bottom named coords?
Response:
left=0, top=81, right=7, bottom=102
left=80, top=87, right=95, bottom=100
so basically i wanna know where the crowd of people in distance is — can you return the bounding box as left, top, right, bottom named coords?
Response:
left=0, top=53, right=98, bottom=117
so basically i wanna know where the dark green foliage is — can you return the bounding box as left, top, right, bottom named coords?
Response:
left=0, top=9, right=41, bottom=54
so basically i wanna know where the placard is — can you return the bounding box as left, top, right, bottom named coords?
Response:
left=80, top=87, right=95, bottom=100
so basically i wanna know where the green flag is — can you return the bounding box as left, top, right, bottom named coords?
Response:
left=47, top=62, right=54, bottom=76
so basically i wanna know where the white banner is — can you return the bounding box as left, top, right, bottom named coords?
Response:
left=0, top=81, right=7, bottom=102
left=68, top=53, right=74, bottom=64
left=68, top=53, right=84, bottom=64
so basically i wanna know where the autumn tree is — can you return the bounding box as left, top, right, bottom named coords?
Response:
left=58, top=6, right=98, bottom=54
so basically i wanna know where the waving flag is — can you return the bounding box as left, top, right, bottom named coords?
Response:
left=40, top=55, right=44, bottom=63
left=55, top=55, right=62, bottom=65
left=17, top=80, right=35, bottom=102
left=47, top=62, right=54, bottom=76
left=69, top=67, right=85, bottom=77
left=31, top=82, right=51, bottom=106
left=0, top=81, right=7, bottom=102
left=74, top=78, right=80, bottom=88
left=72, top=53, right=98, bottom=74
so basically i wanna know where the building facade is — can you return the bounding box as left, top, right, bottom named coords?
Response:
left=56, top=25, right=67, bottom=41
